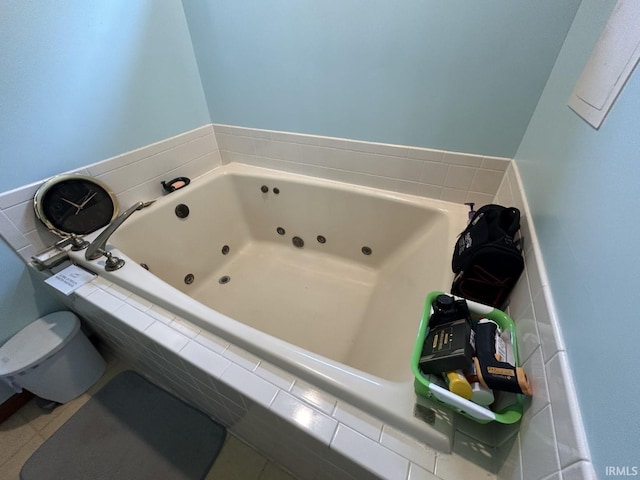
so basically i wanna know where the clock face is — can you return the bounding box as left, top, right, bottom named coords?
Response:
left=34, top=175, right=119, bottom=236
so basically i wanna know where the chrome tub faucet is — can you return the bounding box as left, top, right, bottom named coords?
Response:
left=85, top=201, right=154, bottom=270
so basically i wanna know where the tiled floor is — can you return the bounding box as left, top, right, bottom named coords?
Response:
left=0, top=356, right=296, bottom=480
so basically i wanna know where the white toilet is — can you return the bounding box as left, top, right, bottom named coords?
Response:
left=0, top=311, right=105, bottom=403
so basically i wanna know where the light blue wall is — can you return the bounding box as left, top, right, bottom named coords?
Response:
left=1, top=0, right=210, bottom=191
left=182, top=0, right=581, bottom=158
left=0, top=1, right=210, bottom=401
left=515, top=0, right=638, bottom=474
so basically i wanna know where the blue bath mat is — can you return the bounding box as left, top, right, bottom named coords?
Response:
left=21, top=370, right=226, bottom=480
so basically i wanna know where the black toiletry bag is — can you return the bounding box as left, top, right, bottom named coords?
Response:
left=450, top=204, right=524, bottom=308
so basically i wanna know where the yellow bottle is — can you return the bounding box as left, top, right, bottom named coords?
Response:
left=444, top=370, right=473, bottom=400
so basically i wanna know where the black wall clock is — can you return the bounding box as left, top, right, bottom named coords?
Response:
left=34, top=174, right=119, bottom=237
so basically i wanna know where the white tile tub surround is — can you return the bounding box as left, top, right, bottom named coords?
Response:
left=0, top=123, right=506, bottom=264
left=38, top=274, right=491, bottom=480
left=213, top=124, right=510, bottom=207
left=491, top=164, right=597, bottom=480
left=0, top=125, right=221, bottom=262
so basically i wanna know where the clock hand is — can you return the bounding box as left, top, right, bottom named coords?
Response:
left=76, top=191, right=92, bottom=207
left=61, top=197, right=82, bottom=209
left=78, top=191, right=97, bottom=209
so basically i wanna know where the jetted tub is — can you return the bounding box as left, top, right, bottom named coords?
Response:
left=72, top=163, right=470, bottom=444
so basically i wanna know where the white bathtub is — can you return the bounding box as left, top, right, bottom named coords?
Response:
left=71, top=163, right=469, bottom=445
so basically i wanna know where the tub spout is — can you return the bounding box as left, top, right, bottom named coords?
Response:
left=85, top=201, right=154, bottom=261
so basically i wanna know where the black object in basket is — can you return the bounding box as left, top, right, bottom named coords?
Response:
left=419, top=318, right=473, bottom=374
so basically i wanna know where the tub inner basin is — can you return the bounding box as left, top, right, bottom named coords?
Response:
left=105, top=164, right=468, bottom=383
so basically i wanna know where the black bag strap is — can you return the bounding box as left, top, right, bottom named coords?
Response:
left=452, top=204, right=521, bottom=273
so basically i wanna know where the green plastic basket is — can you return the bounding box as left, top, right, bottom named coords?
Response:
left=411, top=291, right=525, bottom=424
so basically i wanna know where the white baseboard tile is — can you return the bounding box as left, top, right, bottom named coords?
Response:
left=213, top=123, right=508, bottom=207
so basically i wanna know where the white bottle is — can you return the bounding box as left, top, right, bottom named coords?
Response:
left=465, top=362, right=494, bottom=406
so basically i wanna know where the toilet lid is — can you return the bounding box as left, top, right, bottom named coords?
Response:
left=0, top=311, right=80, bottom=377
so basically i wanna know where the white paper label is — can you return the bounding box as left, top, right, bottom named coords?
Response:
left=44, top=265, right=96, bottom=295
